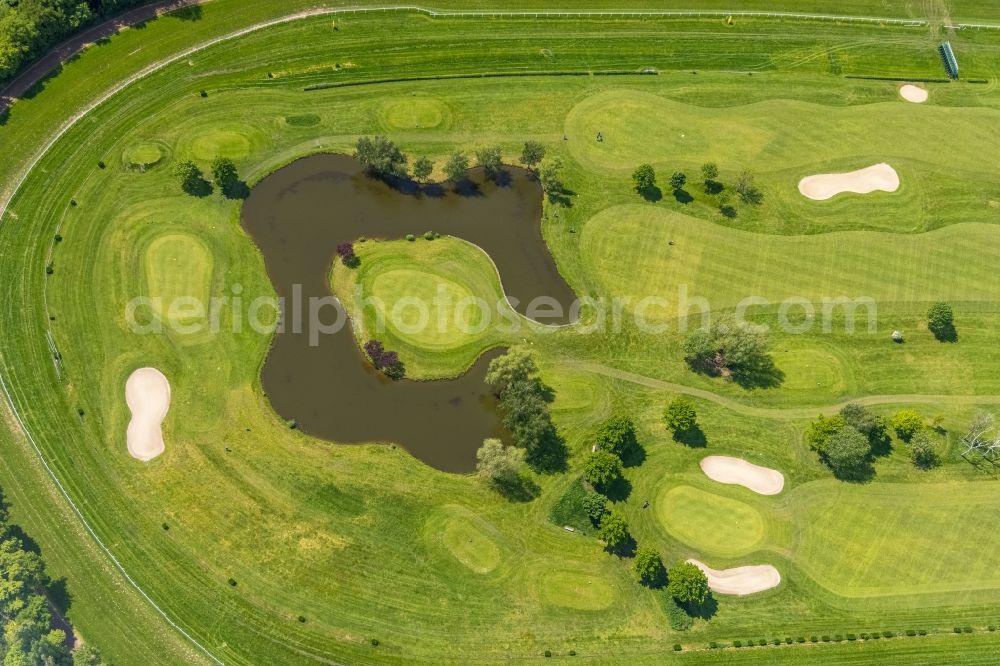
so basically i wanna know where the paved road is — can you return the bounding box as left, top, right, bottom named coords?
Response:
left=0, top=0, right=201, bottom=113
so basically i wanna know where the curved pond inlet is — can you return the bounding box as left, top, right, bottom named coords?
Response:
left=242, top=154, right=578, bottom=472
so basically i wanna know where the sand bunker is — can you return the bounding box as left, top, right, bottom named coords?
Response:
left=700, top=456, right=784, bottom=495
left=798, top=163, right=899, bottom=201
left=899, top=84, right=928, bottom=103
left=125, top=368, right=171, bottom=461
left=687, top=559, right=781, bottom=596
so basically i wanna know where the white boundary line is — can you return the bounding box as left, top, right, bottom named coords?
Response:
left=0, top=4, right=992, bottom=664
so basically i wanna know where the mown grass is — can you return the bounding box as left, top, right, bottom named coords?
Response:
left=1, top=3, right=1000, bottom=665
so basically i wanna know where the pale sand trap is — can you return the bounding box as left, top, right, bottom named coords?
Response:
left=687, top=559, right=781, bottom=596
left=798, top=163, right=899, bottom=201
left=700, top=455, right=785, bottom=495
left=125, top=368, right=171, bottom=461
left=899, top=84, right=928, bottom=103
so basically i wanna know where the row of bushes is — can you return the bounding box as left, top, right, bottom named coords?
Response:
left=691, top=626, right=1000, bottom=651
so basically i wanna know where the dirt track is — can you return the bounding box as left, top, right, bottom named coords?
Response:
left=0, top=0, right=201, bottom=113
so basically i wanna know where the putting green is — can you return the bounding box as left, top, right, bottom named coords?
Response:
left=658, top=485, right=767, bottom=557
left=143, top=233, right=215, bottom=327
left=379, top=97, right=450, bottom=130
left=334, top=237, right=517, bottom=377
left=539, top=568, right=617, bottom=611
left=122, top=142, right=165, bottom=168
left=188, top=129, right=253, bottom=161
left=430, top=506, right=503, bottom=575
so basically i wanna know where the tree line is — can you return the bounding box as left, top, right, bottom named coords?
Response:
left=1, top=1, right=149, bottom=82
left=0, top=487, right=108, bottom=665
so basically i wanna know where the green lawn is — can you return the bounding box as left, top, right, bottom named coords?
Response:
left=2, top=2, right=1000, bottom=665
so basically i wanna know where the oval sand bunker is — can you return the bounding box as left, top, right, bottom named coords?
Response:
left=687, top=559, right=781, bottom=596
left=899, top=84, right=928, bottom=103
left=125, top=368, right=171, bottom=461
left=798, top=163, right=899, bottom=201
left=700, top=455, right=784, bottom=495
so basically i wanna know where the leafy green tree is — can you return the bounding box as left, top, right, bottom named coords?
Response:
left=475, top=145, right=504, bottom=181
left=634, top=547, right=666, bottom=587
left=700, top=162, right=719, bottom=181
left=663, top=397, right=698, bottom=434
left=475, top=438, right=524, bottom=487
left=443, top=151, right=470, bottom=184
left=735, top=169, right=764, bottom=205
left=172, top=160, right=204, bottom=195
left=538, top=157, right=564, bottom=195
left=632, top=164, right=656, bottom=192
left=584, top=450, right=623, bottom=488
left=486, top=349, right=566, bottom=472
left=0, top=537, right=49, bottom=619
left=667, top=562, right=710, bottom=604
left=520, top=141, right=546, bottom=170
left=823, top=426, right=872, bottom=478
left=594, top=414, right=639, bottom=461
left=412, top=156, right=434, bottom=183
left=927, top=302, right=955, bottom=341
left=596, top=512, right=629, bottom=550
left=211, top=157, right=238, bottom=189
left=683, top=316, right=772, bottom=382
left=669, top=171, right=687, bottom=191
left=891, top=409, right=925, bottom=441
left=354, top=135, right=408, bottom=178
left=806, top=414, right=846, bottom=451
left=839, top=403, right=891, bottom=450
left=581, top=491, right=608, bottom=524
left=909, top=431, right=941, bottom=469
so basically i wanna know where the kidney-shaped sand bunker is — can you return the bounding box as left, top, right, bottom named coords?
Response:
left=125, top=367, right=171, bottom=461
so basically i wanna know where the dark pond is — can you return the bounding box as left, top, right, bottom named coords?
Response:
left=242, top=154, right=577, bottom=472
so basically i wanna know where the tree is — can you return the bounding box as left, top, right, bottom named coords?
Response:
left=594, top=414, right=639, bottom=461
left=581, top=491, right=608, bottom=524
left=667, top=562, right=710, bottom=605
left=476, top=438, right=524, bottom=487
left=927, top=302, right=955, bottom=341
left=520, top=141, right=546, bottom=170
left=354, top=135, right=408, bottom=179
left=735, top=169, right=764, bottom=205
left=596, top=512, right=629, bottom=550
left=211, top=157, right=238, bottom=189
left=486, top=349, right=566, bottom=472
left=632, top=164, right=656, bottom=192
left=663, top=397, right=698, bottom=434
left=475, top=145, right=504, bottom=181
left=172, top=160, right=205, bottom=195
left=961, top=413, right=1000, bottom=460
left=443, top=151, right=470, bottom=184
left=336, top=242, right=359, bottom=268
left=669, top=171, right=687, bottom=191
left=909, top=431, right=940, bottom=469
left=0, top=537, right=49, bottom=619
left=839, top=403, right=890, bottom=451
left=806, top=414, right=846, bottom=452
left=700, top=162, right=719, bottom=182
left=891, top=409, right=924, bottom=441
left=584, top=450, right=623, bottom=488
left=822, top=426, right=872, bottom=478
left=634, top=547, right=666, bottom=587
left=683, top=316, right=772, bottom=383
left=412, top=156, right=434, bottom=183
left=538, top=157, right=564, bottom=195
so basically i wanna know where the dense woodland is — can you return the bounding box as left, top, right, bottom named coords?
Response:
left=0, top=488, right=107, bottom=665
left=0, top=0, right=147, bottom=81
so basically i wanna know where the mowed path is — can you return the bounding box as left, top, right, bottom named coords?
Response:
left=567, top=359, right=1000, bottom=420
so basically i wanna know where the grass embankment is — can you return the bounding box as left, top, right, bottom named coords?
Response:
left=2, top=4, right=1000, bottom=665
